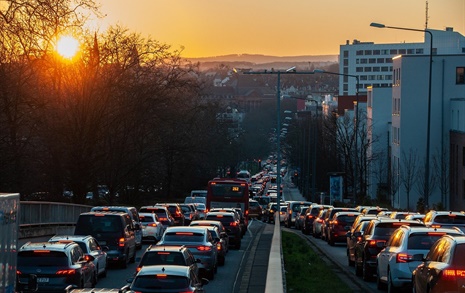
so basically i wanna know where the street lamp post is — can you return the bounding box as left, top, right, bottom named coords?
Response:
left=244, top=68, right=315, bottom=216
left=370, top=22, right=433, bottom=208
left=308, top=99, right=319, bottom=202
left=313, top=69, right=360, bottom=202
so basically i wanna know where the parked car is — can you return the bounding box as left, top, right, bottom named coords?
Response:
left=327, top=211, right=361, bottom=246
left=138, top=212, right=164, bottom=243
left=122, top=265, right=208, bottom=293
left=16, top=241, right=97, bottom=292
left=74, top=211, right=136, bottom=268
left=412, top=235, right=465, bottom=293
left=353, top=218, right=425, bottom=281
left=135, top=245, right=200, bottom=278
left=48, top=235, right=108, bottom=278
left=377, top=226, right=463, bottom=291
left=157, top=226, right=218, bottom=280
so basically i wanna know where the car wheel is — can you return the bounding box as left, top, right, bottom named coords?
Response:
left=328, top=235, right=335, bottom=246
left=101, top=266, right=107, bottom=278
left=387, top=269, right=397, bottom=293
left=129, top=250, right=136, bottom=263
left=355, top=254, right=362, bottom=276
left=91, top=272, right=97, bottom=288
left=347, top=249, right=355, bottom=267
left=219, top=256, right=225, bottom=266
left=376, top=266, right=386, bottom=289
left=207, top=269, right=215, bottom=280
left=362, top=258, right=372, bottom=281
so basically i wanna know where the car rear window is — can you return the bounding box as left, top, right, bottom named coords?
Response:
left=452, top=244, right=465, bottom=266
left=140, top=216, right=156, bottom=223
left=336, top=215, right=357, bottom=225
left=75, top=214, right=123, bottom=234
left=164, top=232, right=204, bottom=242
left=133, top=275, right=189, bottom=290
left=434, top=215, right=465, bottom=225
left=141, top=252, right=186, bottom=266
left=18, top=251, right=68, bottom=266
left=373, top=222, right=423, bottom=237
left=206, top=215, right=234, bottom=224
left=407, top=233, right=453, bottom=250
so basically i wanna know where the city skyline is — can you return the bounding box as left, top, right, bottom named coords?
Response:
left=95, top=0, right=465, bottom=58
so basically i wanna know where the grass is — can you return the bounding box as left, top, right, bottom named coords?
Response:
left=282, top=231, right=353, bottom=293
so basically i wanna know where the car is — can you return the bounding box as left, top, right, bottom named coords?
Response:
left=16, top=241, right=97, bottom=292
left=122, top=265, right=208, bottom=293
left=209, top=208, right=246, bottom=236
left=139, top=205, right=176, bottom=230
left=405, top=213, right=425, bottom=222
left=327, top=211, right=361, bottom=246
left=353, top=218, right=425, bottom=281
left=377, top=226, right=464, bottom=291
left=346, top=220, right=372, bottom=267
left=248, top=199, right=262, bottom=219
left=423, top=210, right=465, bottom=232
left=312, top=209, right=327, bottom=238
left=157, top=226, right=218, bottom=280
left=321, top=207, right=358, bottom=241
left=193, top=203, right=207, bottom=220
left=48, top=235, right=108, bottom=278
left=283, top=201, right=313, bottom=228
left=204, top=226, right=227, bottom=266
left=156, top=203, right=185, bottom=226
left=389, top=211, right=420, bottom=219
left=189, top=220, right=230, bottom=254
left=135, top=245, right=200, bottom=278
left=361, top=206, right=389, bottom=216
left=139, top=212, right=164, bottom=243
left=74, top=211, right=137, bottom=268
left=90, top=206, right=143, bottom=250
left=205, top=211, right=242, bottom=249
left=179, top=203, right=197, bottom=225
left=294, top=206, right=310, bottom=231
left=412, top=235, right=465, bottom=293
left=253, top=195, right=271, bottom=211
left=302, top=205, right=332, bottom=235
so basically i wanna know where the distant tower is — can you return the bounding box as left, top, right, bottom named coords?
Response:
left=425, top=0, right=429, bottom=29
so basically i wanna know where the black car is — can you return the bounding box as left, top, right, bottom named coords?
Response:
left=157, top=203, right=185, bottom=226
left=206, top=211, right=242, bottom=249
left=16, top=241, right=97, bottom=292
left=353, top=218, right=424, bottom=281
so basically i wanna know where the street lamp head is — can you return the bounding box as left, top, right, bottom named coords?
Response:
left=370, top=22, right=386, bottom=28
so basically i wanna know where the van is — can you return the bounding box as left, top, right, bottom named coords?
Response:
left=90, top=206, right=142, bottom=250
left=74, top=211, right=136, bottom=268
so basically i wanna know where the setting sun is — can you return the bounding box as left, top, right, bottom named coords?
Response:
left=56, top=36, right=79, bottom=59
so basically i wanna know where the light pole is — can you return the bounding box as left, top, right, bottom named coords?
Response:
left=313, top=69, right=360, bottom=202
left=307, top=99, right=319, bottom=202
left=244, top=68, right=315, bottom=216
left=370, top=22, right=433, bottom=208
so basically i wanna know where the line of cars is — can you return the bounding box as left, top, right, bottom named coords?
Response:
left=16, top=201, right=243, bottom=292
left=289, top=204, right=465, bottom=293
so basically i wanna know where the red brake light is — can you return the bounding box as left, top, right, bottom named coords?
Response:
left=197, top=246, right=212, bottom=251
left=216, top=243, right=222, bottom=250
left=427, top=232, right=446, bottom=236
left=333, top=220, right=339, bottom=225
left=156, top=274, right=167, bottom=278
left=118, top=237, right=125, bottom=247
left=33, top=250, right=50, bottom=253
left=368, top=240, right=386, bottom=247
left=136, top=267, right=141, bottom=272
left=442, top=269, right=465, bottom=280
left=56, top=269, right=76, bottom=275
left=159, top=217, right=167, bottom=221
left=148, top=223, right=157, bottom=227
left=396, top=253, right=414, bottom=263
left=431, top=224, right=441, bottom=228
left=175, top=232, right=194, bottom=235
left=230, top=222, right=237, bottom=227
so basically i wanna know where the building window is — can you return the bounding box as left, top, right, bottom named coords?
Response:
left=386, top=58, right=393, bottom=63
left=373, top=49, right=380, bottom=55
left=360, top=59, right=367, bottom=64
left=343, top=59, right=349, bottom=66
left=377, top=58, right=385, bottom=63
left=381, top=66, right=389, bottom=72
left=457, top=67, right=465, bottom=84
left=364, top=67, right=372, bottom=72
left=390, top=49, right=398, bottom=54
left=365, top=50, right=372, bottom=55
left=416, top=48, right=424, bottom=54
left=356, top=50, right=364, bottom=55
left=373, top=67, right=380, bottom=72
left=356, top=67, right=363, bottom=72
left=399, top=49, right=406, bottom=54
left=360, top=75, right=368, bottom=81
left=386, top=75, right=392, bottom=81
left=368, top=75, right=376, bottom=80
left=407, top=49, right=414, bottom=54
left=369, top=58, right=376, bottom=64
left=343, top=50, right=349, bottom=58
left=343, top=84, right=348, bottom=91
left=381, top=49, right=389, bottom=55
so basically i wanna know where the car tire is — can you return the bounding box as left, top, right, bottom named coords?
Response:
left=219, top=256, right=225, bottom=266
left=328, top=235, right=334, bottom=246
left=376, top=267, right=386, bottom=289
left=387, top=269, right=396, bottom=293
left=101, top=266, right=107, bottom=278
left=347, top=249, right=355, bottom=267
left=207, top=269, right=215, bottom=280
left=362, top=258, right=372, bottom=281
left=355, top=254, right=362, bottom=276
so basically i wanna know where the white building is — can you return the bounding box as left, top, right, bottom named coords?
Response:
left=339, top=27, right=465, bottom=96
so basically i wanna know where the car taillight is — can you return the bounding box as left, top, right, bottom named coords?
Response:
left=317, top=219, right=323, bottom=223
left=16, top=270, right=22, bottom=275
left=396, top=253, right=414, bottom=263
left=148, top=223, right=157, bottom=227
left=307, top=215, right=314, bottom=219
left=197, top=246, right=212, bottom=251
left=368, top=240, right=386, bottom=248
left=442, top=268, right=465, bottom=280
left=217, top=243, right=222, bottom=250
left=230, top=222, right=237, bottom=226
left=118, top=237, right=125, bottom=247
left=136, top=266, right=142, bottom=272
left=332, top=220, right=339, bottom=225
left=56, top=269, right=76, bottom=275
left=159, top=217, right=167, bottom=221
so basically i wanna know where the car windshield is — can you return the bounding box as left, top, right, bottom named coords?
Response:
left=133, top=275, right=189, bottom=290
left=18, top=251, right=68, bottom=266
left=141, top=252, right=186, bottom=266
left=163, top=232, right=204, bottom=242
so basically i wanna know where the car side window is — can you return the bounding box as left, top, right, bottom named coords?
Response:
left=439, top=240, right=452, bottom=263
left=88, top=239, right=98, bottom=251
left=426, top=238, right=443, bottom=261
left=72, top=246, right=83, bottom=263
left=364, top=222, right=374, bottom=236
left=387, top=229, right=403, bottom=247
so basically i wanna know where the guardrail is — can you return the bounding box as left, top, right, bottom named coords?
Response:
left=19, top=201, right=92, bottom=238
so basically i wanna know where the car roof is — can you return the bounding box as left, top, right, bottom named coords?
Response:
left=49, top=235, right=94, bottom=242
left=137, top=265, right=190, bottom=277
left=20, top=241, right=77, bottom=251
left=398, top=226, right=464, bottom=234
left=334, top=211, right=361, bottom=216
left=165, top=226, right=208, bottom=234
left=146, top=245, right=186, bottom=252
left=190, top=220, right=223, bottom=226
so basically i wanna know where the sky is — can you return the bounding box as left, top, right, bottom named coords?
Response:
left=95, top=0, right=465, bottom=58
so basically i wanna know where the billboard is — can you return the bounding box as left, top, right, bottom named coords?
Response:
left=329, top=175, right=343, bottom=203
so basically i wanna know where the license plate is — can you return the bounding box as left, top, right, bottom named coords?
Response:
left=37, top=278, right=49, bottom=283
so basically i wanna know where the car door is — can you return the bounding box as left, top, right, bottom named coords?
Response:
left=89, top=238, right=105, bottom=274
left=73, top=246, right=91, bottom=286
left=414, top=238, right=443, bottom=293
left=378, top=228, right=403, bottom=281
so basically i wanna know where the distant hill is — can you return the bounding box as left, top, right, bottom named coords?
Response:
left=185, top=54, right=339, bottom=71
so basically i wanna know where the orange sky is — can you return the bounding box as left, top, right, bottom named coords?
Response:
left=95, top=0, right=465, bottom=58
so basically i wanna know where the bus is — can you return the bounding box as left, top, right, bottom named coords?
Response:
left=206, top=178, right=249, bottom=227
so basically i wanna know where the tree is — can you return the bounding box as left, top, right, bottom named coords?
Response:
left=400, top=149, right=418, bottom=210
left=433, top=147, right=450, bottom=209
left=415, top=159, right=437, bottom=211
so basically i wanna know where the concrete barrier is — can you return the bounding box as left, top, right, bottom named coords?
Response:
left=265, top=213, right=284, bottom=293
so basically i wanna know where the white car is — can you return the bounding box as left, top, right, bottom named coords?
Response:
left=49, top=235, right=108, bottom=278
left=376, top=226, right=464, bottom=291
left=139, top=212, right=164, bottom=243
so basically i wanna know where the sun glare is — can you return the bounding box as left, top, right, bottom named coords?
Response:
left=56, top=36, right=79, bottom=59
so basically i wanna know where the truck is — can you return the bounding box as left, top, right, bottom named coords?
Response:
left=0, top=193, right=20, bottom=293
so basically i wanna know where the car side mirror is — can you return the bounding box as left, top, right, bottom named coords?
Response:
left=220, top=232, right=228, bottom=238
left=82, top=254, right=95, bottom=262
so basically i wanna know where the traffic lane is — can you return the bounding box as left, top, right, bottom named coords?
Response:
left=96, top=226, right=254, bottom=292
